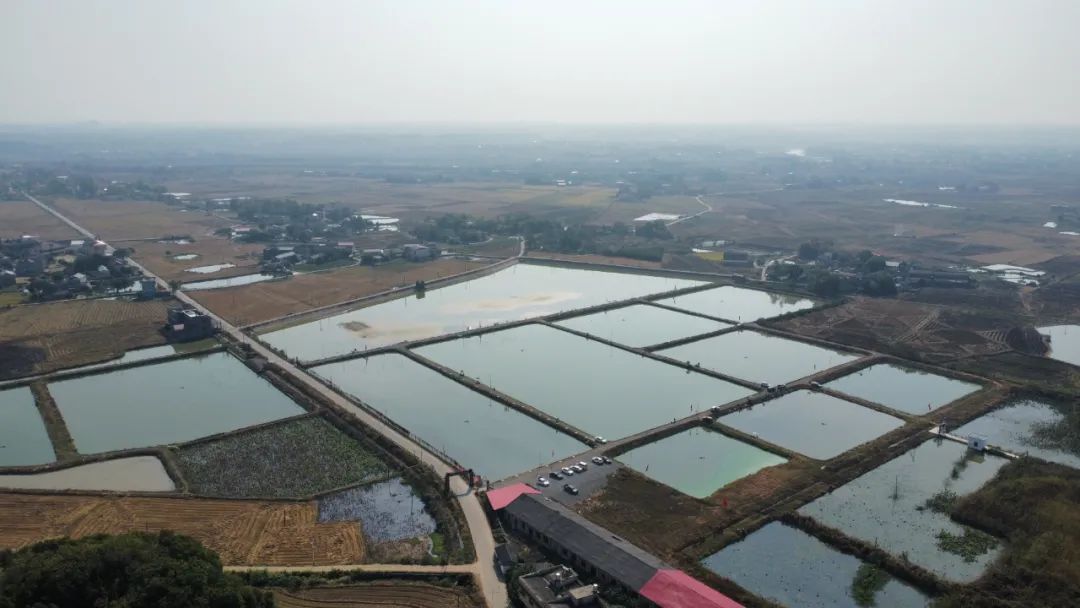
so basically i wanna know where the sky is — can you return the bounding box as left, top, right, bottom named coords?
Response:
left=2, top=0, right=1078, bottom=125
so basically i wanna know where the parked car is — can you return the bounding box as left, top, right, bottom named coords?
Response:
left=591, top=456, right=604, bottom=465
left=594, top=436, right=607, bottom=444
left=549, top=471, right=563, bottom=480
left=570, top=465, right=584, bottom=474
left=577, top=461, right=589, bottom=470
left=537, top=476, right=550, bottom=487
left=602, top=456, right=612, bottom=464
left=563, top=484, right=579, bottom=495
left=561, top=467, right=574, bottom=476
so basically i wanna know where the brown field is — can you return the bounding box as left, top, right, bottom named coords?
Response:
left=129, top=237, right=266, bottom=282
left=0, top=298, right=171, bottom=379
left=0, top=493, right=364, bottom=566
left=273, top=583, right=476, bottom=608
left=49, top=198, right=233, bottom=240
left=191, top=259, right=482, bottom=326
left=527, top=251, right=661, bottom=269
left=0, top=200, right=80, bottom=241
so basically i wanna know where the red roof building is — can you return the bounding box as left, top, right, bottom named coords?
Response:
left=640, top=569, right=744, bottom=608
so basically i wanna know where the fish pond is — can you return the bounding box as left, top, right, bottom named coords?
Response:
left=182, top=273, right=278, bottom=291
left=260, top=263, right=705, bottom=361
left=0, top=387, right=54, bottom=467
left=717, top=391, right=905, bottom=459
left=617, top=427, right=786, bottom=498
left=825, top=364, right=981, bottom=415
left=65, top=339, right=218, bottom=373
left=658, top=330, right=860, bottom=385
left=318, top=477, right=436, bottom=543
left=799, top=439, right=1007, bottom=582
left=657, top=285, right=816, bottom=322
left=312, top=353, right=586, bottom=481
left=0, top=456, right=174, bottom=492
left=185, top=263, right=237, bottom=274
left=48, top=352, right=304, bottom=454
left=416, top=324, right=754, bottom=440
left=555, top=303, right=732, bottom=347
left=1039, top=325, right=1080, bottom=367
left=702, top=521, right=930, bottom=608
left=952, top=399, right=1080, bottom=468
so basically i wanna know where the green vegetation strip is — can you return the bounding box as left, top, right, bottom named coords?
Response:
left=850, top=563, right=890, bottom=607
left=176, top=417, right=388, bottom=499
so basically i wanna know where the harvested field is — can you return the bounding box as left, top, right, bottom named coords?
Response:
left=48, top=198, right=232, bottom=240
left=192, top=259, right=482, bottom=326
left=273, top=582, right=476, bottom=608
left=0, top=299, right=170, bottom=379
left=0, top=200, right=79, bottom=240
left=176, top=417, right=388, bottom=499
left=770, top=295, right=1015, bottom=362
left=129, top=237, right=265, bottom=282
left=0, top=493, right=365, bottom=566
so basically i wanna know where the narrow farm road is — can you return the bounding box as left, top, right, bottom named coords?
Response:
left=22, top=193, right=508, bottom=608
left=665, top=194, right=713, bottom=226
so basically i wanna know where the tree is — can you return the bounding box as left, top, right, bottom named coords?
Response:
left=635, top=220, right=672, bottom=240
left=0, top=531, right=273, bottom=608
left=168, top=279, right=182, bottom=293
left=860, top=271, right=897, bottom=296
left=798, top=241, right=823, bottom=261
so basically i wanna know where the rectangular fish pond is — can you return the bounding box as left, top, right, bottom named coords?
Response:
left=416, top=324, right=754, bottom=441
left=717, top=391, right=905, bottom=459
left=952, top=399, right=1080, bottom=468
left=318, top=477, right=436, bottom=543
left=702, top=521, right=930, bottom=608
left=0, top=387, right=55, bottom=467
left=657, top=284, right=816, bottom=323
left=182, top=272, right=278, bottom=291
left=312, top=353, right=587, bottom=481
left=798, top=438, right=1008, bottom=582
left=825, top=364, right=981, bottom=415
left=0, top=456, right=174, bottom=492
left=48, top=352, right=304, bottom=454
left=260, top=263, right=706, bottom=362
left=617, top=426, right=786, bottom=498
left=555, top=303, right=732, bottom=348
left=657, top=330, right=860, bottom=386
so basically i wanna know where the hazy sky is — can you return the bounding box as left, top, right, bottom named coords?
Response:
left=2, top=0, right=1078, bottom=125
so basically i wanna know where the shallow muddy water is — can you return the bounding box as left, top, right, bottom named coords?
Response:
left=0, top=387, right=54, bottom=467
left=0, top=456, right=174, bottom=491
left=555, top=303, right=731, bottom=347
left=657, top=285, right=815, bottom=322
left=260, top=263, right=705, bottom=361
left=312, top=353, right=586, bottom=481
left=825, top=364, right=981, bottom=415
left=416, top=324, right=754, bottom=440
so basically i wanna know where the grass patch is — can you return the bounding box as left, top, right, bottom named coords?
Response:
left=177, top=416, right=388, bottom=498
left=850, top=563, right=890, bottom=607
left=0, top=291, right=25, bottom=306
left=429, top=532, right=445, bottom=558
left=935, top=528, right=999, bottom=563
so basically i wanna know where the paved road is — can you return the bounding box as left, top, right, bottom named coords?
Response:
left=23, top=193, right=508, bottom=608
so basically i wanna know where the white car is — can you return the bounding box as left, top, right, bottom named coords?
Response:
left=577, top=461, right=589, bottom=470
left=591, top=456, right=604, bottom=465
left=537, top=476, right=550, bottom=487
left=561, top=467, right=574, bottom=476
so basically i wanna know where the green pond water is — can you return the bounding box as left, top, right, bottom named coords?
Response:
left=261, top=263, right=705, bottom=361
left=49, top=352, right=304, bottom=454
left=717, top=391, right=905, bottom=459
left=312, top=353, right=586, bottom=480
left=703, top=522, right=930, bottom=608
left=617, top=427, right=786, bottom=498
left=658, top=330, right=860, bottom=385
left=657, top=285, right=816, bottom=322
left=1039, top=325, right=1080, bottom=367
left=416, top=324, right=754, bottom=440
left=953, top=400, right=1080, bottom=468
left=825, top=364, right=981, bottom=415
left=799, top=439, right=1007, bottom=582
left=0, top=387, right=54, bottom=467
left=555, top=303, right=731, bottom=347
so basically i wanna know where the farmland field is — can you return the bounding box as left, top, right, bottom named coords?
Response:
left=0, top=200, right=79, bottom=240
left=0, top=298, right=171, bottom=379
left=130, top=237, right=265, bottom=282
left=48, top=198, right=233, bottom=240
left=273, top=582, right=477, bottom=608
left=176, top=416, right=388, bottom=498
left=0, top=493, right=365, bottom=566
left=192, top=258, right=480, bottom=326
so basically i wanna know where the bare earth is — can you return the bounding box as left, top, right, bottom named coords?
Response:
left=273, top=583, right=477, bottom=608
left=130, top=237, right=266, bottom=282
left=0, top=200, right=80, bottom=240
left=49, top=198, right=233, bottom=240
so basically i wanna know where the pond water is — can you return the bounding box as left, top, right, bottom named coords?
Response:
left=49, top=352, right=304, bottom=454
left=555, top=303, right=732, bottom=348
left=617, top=427, right=786, bottom=498
left=702, top=521, right=930, bottom=608
left=312, top=353, right=586, bottom=481
left=0, top=387, right=54, bottom=467
left=185, top=263, right=236, bottom=274
left=172, top=253, right=200, bottom=260
left=657, top=285, right=816, bottom=322
left=952, top=400, right=1080, bottom=468
left=260, top=263, right=705, bottom=361
left=182, top=273, right=278, bottom=291
left=318, top=477, right=436, bottom=543
left=658, top=330, right=860, bottom=385
left=64, top=340, right=217, bottom=374
left=1039, top=325, right=1080, bottom=367
left=0, top=456, right=174, bottom=491
left=799, top=439, right=1007, bottom=582
left=825, top=364, right=981, bottom=415
left=717, top=391, right=905, bottom=459
left=417, top=324, right=754, bottom=440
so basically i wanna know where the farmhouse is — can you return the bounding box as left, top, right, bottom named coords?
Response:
left=164, top=307, right=215, bottom=342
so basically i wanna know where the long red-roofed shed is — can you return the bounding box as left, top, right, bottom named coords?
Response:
left=639, top=569, right=744, bottom=608
left=486, top=483, right=541, bottom=511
